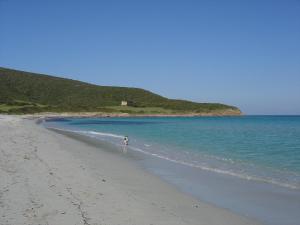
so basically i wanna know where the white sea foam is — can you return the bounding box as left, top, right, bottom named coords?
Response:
left=81, top=130, right=124, bottom=139
left=48, top=127, right=124, bottom=139
left=128, top=146, right=299, bottom=190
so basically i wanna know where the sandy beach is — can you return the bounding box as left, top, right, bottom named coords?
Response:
left=0, top=115, right=259, bottom=225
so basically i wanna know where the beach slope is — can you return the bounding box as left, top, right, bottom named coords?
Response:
left=0, top=115, right=258, bottom=225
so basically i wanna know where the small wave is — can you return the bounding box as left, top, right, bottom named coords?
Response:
left=47, top=127, right=124, bottom=139
left=81, top=130, right=124, bottom=139
left=127, top=146, right=300, bottom=190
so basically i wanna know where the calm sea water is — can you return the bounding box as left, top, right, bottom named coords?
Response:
left=45, top=116, right=300, bottom=189
left=44, top=116, right=300, bottom=225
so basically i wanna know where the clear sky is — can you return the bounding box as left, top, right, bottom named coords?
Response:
left=1, top=0, right=300, bottom=114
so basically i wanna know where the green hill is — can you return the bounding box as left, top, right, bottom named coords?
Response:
left=0, top=67, right=241, bottom=115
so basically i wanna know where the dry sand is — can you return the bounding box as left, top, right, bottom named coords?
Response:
left=0, top=115, right=259, bottom=225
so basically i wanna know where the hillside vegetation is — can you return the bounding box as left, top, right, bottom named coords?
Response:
left=0, top=67, right=241, bottom=115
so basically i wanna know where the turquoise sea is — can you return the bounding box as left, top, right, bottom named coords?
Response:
left=44, top=116, right=300, bottom=225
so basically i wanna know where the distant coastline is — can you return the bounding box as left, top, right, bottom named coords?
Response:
left=24, top=109, right=242, bottom=122
left=0, top=67, right=241, bottom=115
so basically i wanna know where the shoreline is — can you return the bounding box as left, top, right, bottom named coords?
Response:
left=18, top=110, right=242, bottom=121
left=0, top=115, right=259, bottom=225
left=44, top=118, right=300, bottom=225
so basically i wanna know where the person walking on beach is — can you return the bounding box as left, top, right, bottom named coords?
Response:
left=123, top=136, right=129, bottom=145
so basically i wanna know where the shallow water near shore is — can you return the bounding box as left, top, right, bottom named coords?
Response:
left=44, top=116, right=300, bottom=225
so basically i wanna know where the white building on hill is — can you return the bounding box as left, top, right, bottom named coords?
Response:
left=121, top=101, right=128, bottom=106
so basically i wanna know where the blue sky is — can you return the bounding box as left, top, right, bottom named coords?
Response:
left=1, top=0, right=300, bottom=114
